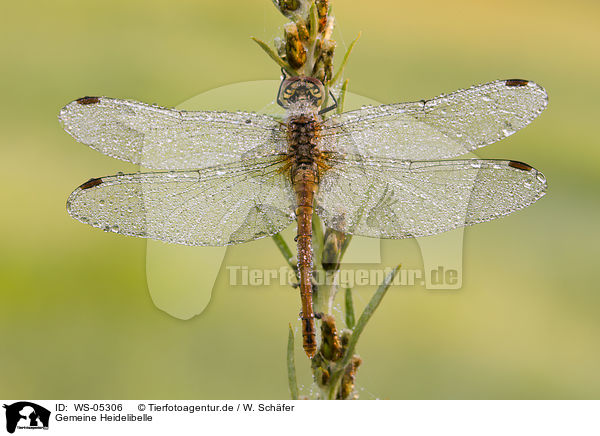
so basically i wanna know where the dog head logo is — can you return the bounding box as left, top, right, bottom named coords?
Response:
left=3, top=402, right=50, bottom=433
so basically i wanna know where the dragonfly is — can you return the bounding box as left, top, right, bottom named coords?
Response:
left=60, top=77, right=548, bottom=358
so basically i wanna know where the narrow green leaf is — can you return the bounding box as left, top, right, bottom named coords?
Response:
left=331, top=32, right=361, bottom=86
left=342, top=265, right=399, bottom=360
left=251, top=37, right=297, bottom=77
left=327, top=265, right=399, bottom=399
left=312, top=214, right=324, bottom=269
left=344, top=288, right=355, bottom=329
left=287, top=324, right=299, bottom=400
left=337, top=79, right=349, bottom=115
left=308, top=1, right=318, bottom=42
left=272, top=233, right=297, bottom=272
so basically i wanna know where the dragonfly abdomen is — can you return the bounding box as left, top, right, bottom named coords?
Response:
left=293, top=168, right=318, bottom=358
left=287, top=113, right=322, bottom=358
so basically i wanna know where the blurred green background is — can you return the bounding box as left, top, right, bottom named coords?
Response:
left=1, top=0, right=599, bottom=399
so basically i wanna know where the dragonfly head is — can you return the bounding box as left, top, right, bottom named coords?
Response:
left=277, top=76, right=325, bottom=112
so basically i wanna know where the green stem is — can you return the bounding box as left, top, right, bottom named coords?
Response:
left=272, top=233, right=297, bottom=272
left=287, top=324, right=299, bottom=399
left=344, top=288, right=356, bottom=329
left=327, top=266, right=400, bottom=399
left=312, top=214, right=324, bottom=271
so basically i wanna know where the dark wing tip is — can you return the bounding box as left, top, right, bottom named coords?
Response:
left=79, top=178, right=104, bottom=190
left=504, top=79, right=530, bottom=87
left=76, top=96, right=101, bottom=105
left=508, top=160, right=534, bottom=171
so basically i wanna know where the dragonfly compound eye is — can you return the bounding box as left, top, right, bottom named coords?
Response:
left=278, top=76, right=325, bottom=109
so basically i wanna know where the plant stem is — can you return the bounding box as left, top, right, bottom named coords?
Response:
left=287, top=324, right=299, bottom=399
left=271, top=233, right=297, bottom=272
left=344, top=288, right=355, bottom=329
left=327, top=266, right=400, bottom=399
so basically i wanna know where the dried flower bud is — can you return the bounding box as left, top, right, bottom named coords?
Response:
left=338, top=355, right=362, bottom=400
left=316, top=0, right=329, bottom=32
left=322, top=227, right=346, bottom=271
left=321, top=39, right=336, bottom=82
left=274, top=36, right=286, bottom=57
left=319, top=314, right=343, bottom=361
left=310, top=353, right=330, bottom=387
left=273, top=0, right=301, bottom=18
left=339, top=329, right=352, bottom=348
left=323, top=16, right=335, bottom=41
left=296, top=19, right=310, bottom=43
left=312, top=60, right=325, bottom=83
left=284, top=22, right=306, bottom=69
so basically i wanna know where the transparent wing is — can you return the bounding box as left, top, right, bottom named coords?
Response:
left=316, top=155, right=547, bottom=238
left=320, top=79, right=548, bottom=160
left=67, top=157, right=296, bottom=246
left=59, top=97, right=286, bottom=170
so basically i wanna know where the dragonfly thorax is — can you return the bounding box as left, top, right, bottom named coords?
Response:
left=287, top=114, right=321, bottom=168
